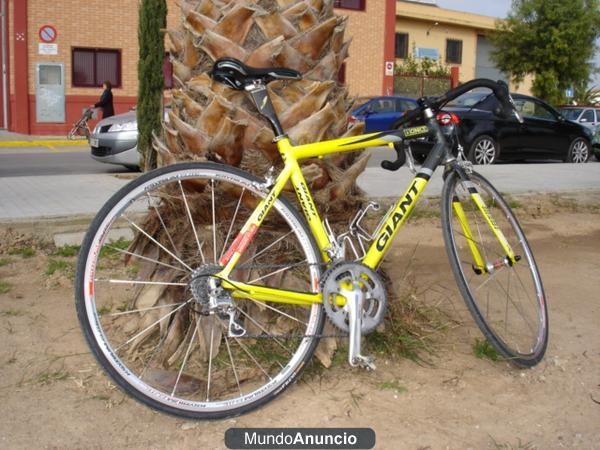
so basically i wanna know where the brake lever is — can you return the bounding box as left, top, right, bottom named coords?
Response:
left=380, top=142, right=406, bottom=171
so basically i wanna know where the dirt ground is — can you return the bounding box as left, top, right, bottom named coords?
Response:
left=0, top=201, right=599, bottom=449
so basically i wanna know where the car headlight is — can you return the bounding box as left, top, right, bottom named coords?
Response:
left=109, top=121, right=137, bottom=132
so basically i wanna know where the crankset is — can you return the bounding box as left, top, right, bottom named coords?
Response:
left=321, top=262, right=387, bottom=370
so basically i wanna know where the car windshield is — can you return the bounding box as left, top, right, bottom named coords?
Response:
left=446, top=91, right=491, bottom=108
left=560, top=108, right=583, bottom=120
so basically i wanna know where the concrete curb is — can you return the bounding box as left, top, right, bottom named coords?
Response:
left=0, top=140, right=87, bottom=147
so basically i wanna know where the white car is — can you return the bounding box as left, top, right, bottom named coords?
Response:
left=559, top=106, right=600, bottom=131
left=90, top=108, right=170, bottom=169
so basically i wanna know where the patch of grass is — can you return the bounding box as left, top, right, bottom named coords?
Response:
left=0, top=258, right=12, bottom=267
left=52, top=244, right=80, bottom=257
left=97, top=305, right=111, bottom=315
left=46, top=259, right=72, bottom=276
left=37, top=369, right=69, bottom=385
left=473, top=338, right=499, bottom=362
left=0, top=309, right=24, bottom=317
left=364, top=273, right=453, bottom=364
left=0, top=280, right=11, bottom=294
left=8, top=247, right=36, bottom=258
left=378, top=380, right=407, bottom=394
left=507, top=198, right=523, bottom=209
left=489, top=435, right=536, bottom=450
left=99, top=238, right=131, bottom=258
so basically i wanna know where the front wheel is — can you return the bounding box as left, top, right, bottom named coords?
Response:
left=565, top=138, right=590, bottom=163
left=441, top=171, right=548, bottom=367
left=75, top=162, right=324, bottom=419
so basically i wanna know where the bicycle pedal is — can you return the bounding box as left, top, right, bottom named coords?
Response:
left=353, top=354, right=376, bottom=371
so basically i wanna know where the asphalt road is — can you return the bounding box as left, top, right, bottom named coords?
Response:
left=0, top=146, right=132, bottom=177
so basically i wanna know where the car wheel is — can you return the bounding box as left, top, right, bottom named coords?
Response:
left=468, top=135, right=499, bottom=165
left=565, top=138, right=590, bottom=163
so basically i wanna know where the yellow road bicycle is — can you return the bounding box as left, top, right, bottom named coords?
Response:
left=75, top=58, right=548, bottom=419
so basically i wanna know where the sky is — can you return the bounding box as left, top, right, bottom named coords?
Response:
left=436, top=0, right=511, bottom=18
left=434, top=0, right=600, bottom=87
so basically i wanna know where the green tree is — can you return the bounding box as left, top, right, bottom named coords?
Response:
left=490, top=0, right=600, bottom=105
left=137, top=0, right=167, bottom=171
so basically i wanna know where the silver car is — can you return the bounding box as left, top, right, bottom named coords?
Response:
left=90, top=110, right=140, bottom=169
left=559, top=106, right=600, bottom=131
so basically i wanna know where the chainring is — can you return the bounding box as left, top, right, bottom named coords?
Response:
left=321, top=262, right=387, bottom=334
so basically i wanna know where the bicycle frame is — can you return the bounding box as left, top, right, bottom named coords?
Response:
left=213, top=91, right=517, bottom=308
left=215, top=127, right=448, bottom=306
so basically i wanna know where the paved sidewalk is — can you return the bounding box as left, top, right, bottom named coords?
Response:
left=0, top=130, right=87, bottom=148
left=0, top=163, right=599, bottom=223
left=0, top=174, right=130, bottom=221
left=359, top=162, right=600, bottom=197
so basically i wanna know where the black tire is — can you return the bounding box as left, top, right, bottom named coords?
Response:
left=75, top=162, right=324, bottom=419
left=565, top=138, right=590, bottom=163
left=468, top=135, right=499, bottom=165
left=441, top=171, right=548, bottom=367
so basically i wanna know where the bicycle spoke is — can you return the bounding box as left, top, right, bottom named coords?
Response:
left=211, top=180, right=217, bottom=264
left=241, top=231, right=294, bottom=266
left=104, top=244, right=186, bottom=273
left=123, top=215, right=193, bottom=271
left=236, top=307, right=293, bottom=355
left=178, top=180, right=205, bottom=264
left=101, top=279, right=188, bottom=287
left=248, top=260, right=307, bottom=284
left=206, top=319, right=215, bottom=401
left=171, top=322, right=199, bottom=396
left=220, top=188, right=245, bottom=260
left=108, top=302, right=185, bottom=317
left=223, top=330, right=243, bottom=397
left=146, top=192, right=179, bottom=256
left=117, top=300, right=191, bottom=351
left=246, top=298, right=307, bottom=326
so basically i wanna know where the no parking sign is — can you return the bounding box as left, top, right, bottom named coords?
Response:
left=38, top=25, right=57, bottom=43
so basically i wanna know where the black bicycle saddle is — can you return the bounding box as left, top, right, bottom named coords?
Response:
left=210, top=57, right=302, bottom=90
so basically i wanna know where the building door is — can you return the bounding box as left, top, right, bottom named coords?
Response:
left=0, top=0, right=7, bottom=129
left=35, top=63, right=65, bottom=123
left=475, top=35, right=507, bottom=83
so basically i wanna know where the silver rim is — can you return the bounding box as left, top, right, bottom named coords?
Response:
left=473, top=138, right=496, bottom=165
left=571, top=140, right=588, bottom=163
left=82, top=167, right=322, bottom=415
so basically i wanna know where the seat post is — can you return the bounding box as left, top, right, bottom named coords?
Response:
left=244, top=82, right=286, bottom=139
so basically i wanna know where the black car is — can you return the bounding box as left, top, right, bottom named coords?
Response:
left=408, top=91, right=594, bottom=164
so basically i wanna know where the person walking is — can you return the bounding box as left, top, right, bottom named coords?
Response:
left=93, top=81, right=114, bottom=119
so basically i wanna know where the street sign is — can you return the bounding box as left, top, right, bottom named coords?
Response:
left=38, top=43, right=58, bottom=55
left=38, top=25, right=57, bottom=43
left=565, top=87, right=574, bottom=98
left=385, top=61, right=394, bottom=76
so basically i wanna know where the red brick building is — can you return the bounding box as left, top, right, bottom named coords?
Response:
left=2, top=0, right=396, bottom=135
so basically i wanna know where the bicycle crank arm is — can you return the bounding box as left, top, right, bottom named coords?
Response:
left=343, top=283, right=376, bottom=371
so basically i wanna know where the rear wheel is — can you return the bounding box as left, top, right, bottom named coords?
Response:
left=441, top=171, right=548, bottom=367
left=75, top=162, right=324, bottom=419
left=468, top=135, right=499, bottom=165
left=565, top=138, right=590, bottom=163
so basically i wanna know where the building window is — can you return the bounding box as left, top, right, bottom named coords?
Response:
left=395, top=33, right=409, bottom=59
left=333, top=0, right=365, bottom=11
left=72, top=48, right=121, bottom=88
left=446, top=39, right=462, bottom=64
